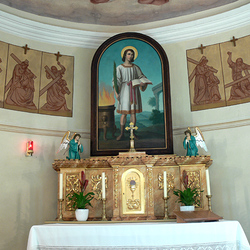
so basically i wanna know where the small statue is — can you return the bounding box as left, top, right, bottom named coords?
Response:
left=183, top=127, right=207, bottom=156
left=57, top=131, right=83, bottom=160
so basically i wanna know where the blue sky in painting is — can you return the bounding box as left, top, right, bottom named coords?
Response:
left=98, top=38, right=163, bottom=112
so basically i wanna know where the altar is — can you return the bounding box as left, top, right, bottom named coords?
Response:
left=27, top=220, right=250, bottom=250
left=53, top=153, right=213, bottom=221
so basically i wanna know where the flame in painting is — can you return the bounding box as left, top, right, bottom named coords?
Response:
left=99, top=87, right=115, bottom=106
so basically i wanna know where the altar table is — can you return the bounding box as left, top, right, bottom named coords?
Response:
left=27, top=220, right=250, bottom=250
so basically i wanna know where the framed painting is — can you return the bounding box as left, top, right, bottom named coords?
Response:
left=91, top=32, right=172, bottom=156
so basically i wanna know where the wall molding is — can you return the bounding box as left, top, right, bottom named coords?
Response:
left=1, top=118, right=250, bottom=138
left=0, top=124, right=90, bottom=139
left=173, top=118, right=250, bottom=136
left=0, top=4, right=249, bottom=48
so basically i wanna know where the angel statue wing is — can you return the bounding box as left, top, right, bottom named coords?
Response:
left=194, top=127, right=208, bottom=152
left=56, top=131, right=76, bottom=154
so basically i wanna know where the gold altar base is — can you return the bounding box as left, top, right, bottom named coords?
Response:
left=54, top=154, right=212, bottom=221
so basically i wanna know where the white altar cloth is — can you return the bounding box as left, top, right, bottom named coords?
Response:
left=27, top=220, right=250, bottom=250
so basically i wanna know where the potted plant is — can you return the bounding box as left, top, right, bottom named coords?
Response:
left=67, top=171, right=94, bottom=221
left=173, top=170, right=202, bottom=211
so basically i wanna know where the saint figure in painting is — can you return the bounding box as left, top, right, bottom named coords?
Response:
left=205, top=70, right=221, bottom=102
left=41, top=61, right=70, bottom=112
left=193, top=56, right=210, bottom=105
left=227, top=51, right=250, bottom=100
left=113, top=46, right=151, bottom=140
left=5, top=59, right=37, bottom=109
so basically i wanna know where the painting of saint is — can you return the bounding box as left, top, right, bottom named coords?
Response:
left=91, top=33, right=172, bottom=156
left=226, top=51, right=250, bottom=101
left=39, top=52, right=74, bottom=117
left=113, top=47, right=151, bottom=140
left=186, top=44, right=226, bottom=111
left=5, top=59, right=37, bottom=110
left=41, top=61, right=71, bottom=112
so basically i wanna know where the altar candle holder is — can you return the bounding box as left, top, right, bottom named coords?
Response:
left=206, top=195, right=212, bottom=211
left=57, top=199, right=64, bottom=221
left=102, top=198, right=108, bottom=221
left=163, top=196, right=169, bottom=220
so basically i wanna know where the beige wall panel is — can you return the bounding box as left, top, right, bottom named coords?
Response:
left=39, top=52, right=74, bottom=117
left=187, top=44, right=226, bottom=111
left=0, top=41, right=8, bottom=107
left=4, top=44, right=42, bottom=113
left=220, top=35, right=250, bottom=105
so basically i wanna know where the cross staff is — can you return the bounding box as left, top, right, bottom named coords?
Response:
left=198, top=44, right=206, bottom=54
left=225, top=74, right=250, bottom=88
left=54, top=51, right=62, bottom=61
left=22, top=44, right=30, bottom=54
left=125, top=122, right=138, bottom=152
left=230, top=36, right=238, bottom=47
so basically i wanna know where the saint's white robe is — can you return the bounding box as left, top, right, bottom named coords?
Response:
left=114, top=64, right=148, bottom=114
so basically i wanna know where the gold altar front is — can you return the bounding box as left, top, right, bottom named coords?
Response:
left=53, top=153, right=212, bottom=221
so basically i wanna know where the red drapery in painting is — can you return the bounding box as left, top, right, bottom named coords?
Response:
left=90, top=0, right=169, bottom=5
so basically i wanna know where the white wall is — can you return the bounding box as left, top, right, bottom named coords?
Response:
left=165, top=27, right=250, bottom=240
left=0, top=5, right=249, bottom=250
left=0, top=30, right=95, bottom=250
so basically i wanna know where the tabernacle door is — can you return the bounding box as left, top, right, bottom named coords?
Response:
left=122, top=168, right=145, bottom=217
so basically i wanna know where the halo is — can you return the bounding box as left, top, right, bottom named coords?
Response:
left=121, top=46, right=138, bottom=60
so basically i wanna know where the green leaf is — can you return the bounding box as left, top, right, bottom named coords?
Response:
left=173, top=187, right=202, bottom=206
left=113, top=61, right=119, bottom=94
left=67, top=191, right=95, bottom=209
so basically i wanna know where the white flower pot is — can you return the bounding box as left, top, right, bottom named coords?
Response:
left=75, top=209, right=89, bottom=221
left=180, top=205, right=195, bottom=212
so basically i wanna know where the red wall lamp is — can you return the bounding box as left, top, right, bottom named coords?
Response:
left=26, top=140, right=34, bottom=156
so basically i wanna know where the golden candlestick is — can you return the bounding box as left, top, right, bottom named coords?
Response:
left=163, top=196, right=169, bottom=220
left=206, top=195, right=212, bottom=211
left=57, top=199, right=64, bottom=221
left=102, top=198, right=108, bottom=221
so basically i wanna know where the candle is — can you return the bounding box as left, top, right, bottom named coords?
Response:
left=59, top=173, right=63, bottom=199
left=102, top=172, right=106, bottom=199
left=206, top=169, right=211, bottom=195
left=163, top=171, right=167, bottom=198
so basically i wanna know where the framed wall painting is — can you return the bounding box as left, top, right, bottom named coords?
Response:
left=0, top=41, right=74, bottom=117
left=91, top=32, right=173, bottom=156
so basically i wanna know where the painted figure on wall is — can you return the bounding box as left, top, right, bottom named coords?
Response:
left=41, top=61, right=71, bottom=111
left=183, top=129, right=198, bottom=156
left=206, top=70, right=221, bottom=102
left=188, top=56, right=221, bottom=106
left=227, top=51, right=250, bottom=101
left=67, top=133, right=83, bottom=160
left=193, top=56, right=210, bottom=105
left=113, top=47, right=151, bottom=140
left=5, top=58, right=37, bottom=109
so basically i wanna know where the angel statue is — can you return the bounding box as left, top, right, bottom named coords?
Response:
left=183, top=127, right=208, bottom=156
left=57, top=131, right=83, bottom=160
